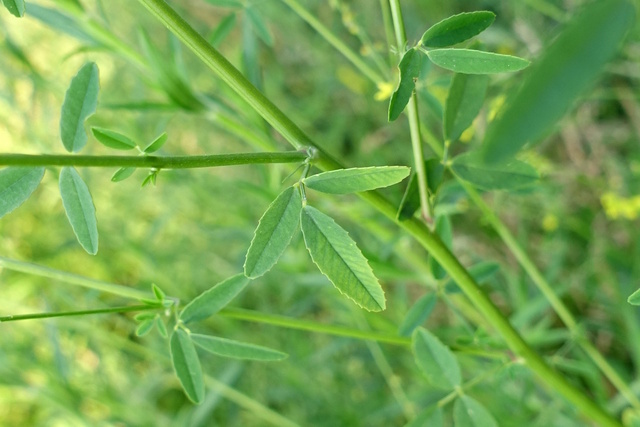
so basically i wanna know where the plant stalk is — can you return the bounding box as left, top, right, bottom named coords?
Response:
left=0, top=305, right=160, bottom=323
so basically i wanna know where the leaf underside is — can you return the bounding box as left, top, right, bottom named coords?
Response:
left=59, top=167, right=99, bottom=255
left=60, top=62, right=100, bottom=153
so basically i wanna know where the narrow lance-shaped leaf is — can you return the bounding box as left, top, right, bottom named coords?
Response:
left=59, top=167, right=98, bottom=255
left=0, top=167, right=45, bottom=219
left=143, top=132, right=168, bottom=153
left=628, top=288, right=640, bottom=306
left=204, top=0, right=242, bottom=7
left=2, top=0, right=26, bottom=17
left=300, top=205, right=385, bottom=312
left=399, top=293, right=437, bottom=337
left=60, top=62, right=100, bottom=153
left=170, top=329, right=204, bottom=404
left=91, top=127, right=137, bottom=150
left=412, top=327, right=461, bottom=390
left=405, top=407, right=444, bottom=427
left=397, top=159, right=443, bottom=221
left=246, top=6, right=273, bottom=46
left=427, top=49, right=530, bottom=74
left=389, top=48, right=422, bottom=121
left=111, top=167, right=136, bottom=183
left=420, top=11, right=496, bottom=48
left=429, top=215, right=452, bottom=280
left=191, top=334, right=288, bottom=361
left=480, top=0, right=635, bottom=163
left=28, top=5, right=97, bottom=44
left=444, top=261, right=500, bottom=294
left=244, top=186, right=302, bottom=278
left=450, top=151, right=539, bottom=190
left=209, top=13, right=237, bottom=47
left=444, top=73, right=489, bottom=142
left=303, top=166, right=410, bottom=194
left=453, top=395, right=498, bottom=427
left=180, top=274, right=250, bottom=323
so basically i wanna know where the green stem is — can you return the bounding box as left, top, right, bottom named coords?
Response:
left=130, top=1, right=619, bottom=424
left=0, top=152, right=307, bottom=169
left=0, top=304, right=160, bottom=323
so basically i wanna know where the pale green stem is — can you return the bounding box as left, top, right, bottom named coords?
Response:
left=378, top=0, right=396, bottom=66
left=0, top=304, right=160, bottom=323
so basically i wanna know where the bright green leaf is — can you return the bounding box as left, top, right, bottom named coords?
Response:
left=300, top=205, right=385, bottom=312
left=420, top=11, right=495, bottom=48
left=0, top=167, right=45, bottom=219
left=412, top=327, right=461, bottom=389
left=480, top=0, right=635, bottom=163
left=397, top=159, right=444, bottom=221
left=444, top=261, right=500, bottom=294
left=246, top=7, right=273, bottom=46
left=444, top=73, right=489, bottom=142
left=155, top=317, right=168, bottom=338
left=180, top=274, right=250, bottom=324
left=60, top=62, right=100, bottom=153
left=152, top=283, right=166, bottom=300
left=136, top=320, right=154, bottom=337
left=429, top=215, right=452, bottom=280
left=244, top=186, right=302, bottom=278
left=2, top=0, right=26, bottom=17
left=450, top=151, right=539, bottom=190
left=170, top=329, right=204, bottom=404
left=399, top=293, right=437, bottom=337
left=405, top=407, right=444, bottom=427
left=628, top=289, right=640, bottom=305
left=453, top=395, right=498, bottom=427
left=191, top=334, right=288, bottom=361
left=427, top=49, right=530, bottom=74
left=91, top=127, right=137, bottom=150
left=143, top=132, right=168, bottom=153
left=303, top=166, right=410, bottom=194
left=209, top=13, right=237, bottom=47
left=59, top=167, right=98, bottom=255
left=389, top=48, right=422, bottom=121
left=111, top=167, right=136, bottom=182
left=134, top=312, right=155, bottom=322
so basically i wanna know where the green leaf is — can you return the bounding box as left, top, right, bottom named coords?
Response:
left=397, top=159, right=444, bottom=221
left=152, top=283, right=166, bottom=300
left=209, top=13, right=236, bottom=47
left=444, top=261, right=500, bottom=294
left=480, top=0, right=635, bottom=163
left=427, top=49, right=530, bottom=74
left=429, top=215, right=452, bottom=280
left=399, top=293, right=437, bottom=337
left=389, top=48, right=422, bottom=121
left=444, top=73, right=489, bottom=142
left=244, top=186, right=302, bottom=278
left=191, top=334, right=288, bottom=361
left=628, top=288, right=640, bottom=305
left=134, top=312, right=155, bottom=322
left=450, top=151, right=539, bottom=190
left=453, top=395, right=498, bottom=427
left=155, top=317, right=168, bottom=338
left=60, top=62, right=100, bottom=153
left=59, top=167, right=98, bottom=255
left=136, top=320, right=154, bottom=337
left=412, top=327, right=461, bottom=390
left=28, top=5, right=97, bottom=44
left=303, top=166, right=410, bottom=194
left=180, top=274, right=250, bottom=324
left=405, top=407, right=444, bottom=427
left=170, top=329, right=204, bottom=404
left=2, top=0, right=26, bottom=17
left=246, top=7, right=273, bottom=46
left=204, top=0, right=242, bottom=7
left=420, top=11, right=495, bottom=48
left=0, top=167, right=45, bottom=219
left=143, top=132, right=168, bottom=153
left=111, top=167, right=136, bottom=183
left=91, top=127, right=137, bottom=150
left=300, top=205, right=385, bottom=312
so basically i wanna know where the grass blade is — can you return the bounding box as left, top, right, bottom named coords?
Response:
left=60, top=62, right=100, bottom=153
left=0, top=167, right=45, bottom=219
left=191, top=334, right=288, bottom=361
left=420, top=11, right=495, bottom=48
left=59, top=167, right=98, bottom=255
left=170, top=329, right=204, bottom=404
left=180, top=274, right=250, bottom=324
left=412, top=328, right=461, bottom=390
left=427, top=49, right=530, bottom=74
left=303, top=166, right=410, bottom=194
left=389, top=48, right=422, bottom=121
left=450, top=151, right=539, bottom=190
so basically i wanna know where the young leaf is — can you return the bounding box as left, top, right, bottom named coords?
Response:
left=303, top=166, right=410, bottom=194
left=397, top=159, right=444, bottom=221
left=0, top=167, right=45, bottom=219
left=136, top=320, right=154, bottom=337
left=60, top=62, right=100, bottom=153
left=244, top=186, right=302, bottom=278
left=453, top=395, right=498, bottom=427
left=444, top=261, right=500, bottom=294
left=59, top=167, right=98, bottom=255
left=399, top=293, right=437, bottom=337
left=209, top=13, right=236, bottom=47
left=170, top=329, right=204, bottom=404
left=111, top=167, right=136, bottom=182
left=180, top=274, right=250, bottom=324
left=450, top=151, right=539, bottom=190
left=191, top=334, right=288, bottom=361
left=155, top=317, right=168, bottom=338
left=246, top=7, right=273, bottom=46
left=412, top=327, right=461, bottom=390
left=405, top=407, right=444, bottom=427
left=480, top=0, right=635, bottom=163
left=2, top=0, right=26, bottom=17
left=444, top=73, right=489, bottom=142
left=427, top=49, right=530, bottom=74
left=429, top=215, right=452, bottom=280
left=389, top=48, right=422, bottom=121
left=91, top=127, right=137, bottom=150
left=420, top=11, right=496, bottom=48
left=143, top=132, right=168, bottom=153
left=300, top=205, right=385, bottom=312
left=152, top=283, right=166, bottom=300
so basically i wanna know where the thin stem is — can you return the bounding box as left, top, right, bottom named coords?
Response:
left=0, top=304, right=160, bottom=323
left=0, top=151, right=307, bottom=169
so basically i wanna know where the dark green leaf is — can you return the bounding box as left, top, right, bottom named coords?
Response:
left=444, top=73, right=489, bottom=142
left=244, top=186, right=302, bottom=278
left=399, top=293, right=437, bottom=337
left=450, top=151, right=539, bottom=190
left=136, top=320, right=154, bottom=337
left=111, top=167, right=136, bottom=182
left=397, top=159, right=444, bottom=221
left=300, top=205, right=385, bottom=311
left=429, top=215, right=452, bottom=280
left=170, top=329, right=204, bottom=404
left=427, top=49, right=530, bottom=74
left=2, top=0, right=25, bottom=17
left=453, top=395, right=498, bottom=427
left=405, top=407, right=444, bottom=427
left=444, top=261, right=500, bottom=294
left=246, top=7, right=273, bottom=46
left=481, top=0, right=635, bottom=163
left=303, top=166, right=410, bottom=194
left=191, top=334, right=288, bottom=361
left=180, top=274, right=250, bottom=324
left=209, top=13, right=237, bottom=47
left=412, top=327, right=461, bottom=389
left=60, top=62, right=100, bottom=153
left=389, top=48, right=422, bottom=121
left=91, top=127, right=137, bottom=150
left=0, top=167, right=45, bottom=219
left=59, top=167, right=98, bottom=255
left=420, top=11, right=495, bottom=48
left=143, top=132, right=168, bottom=153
